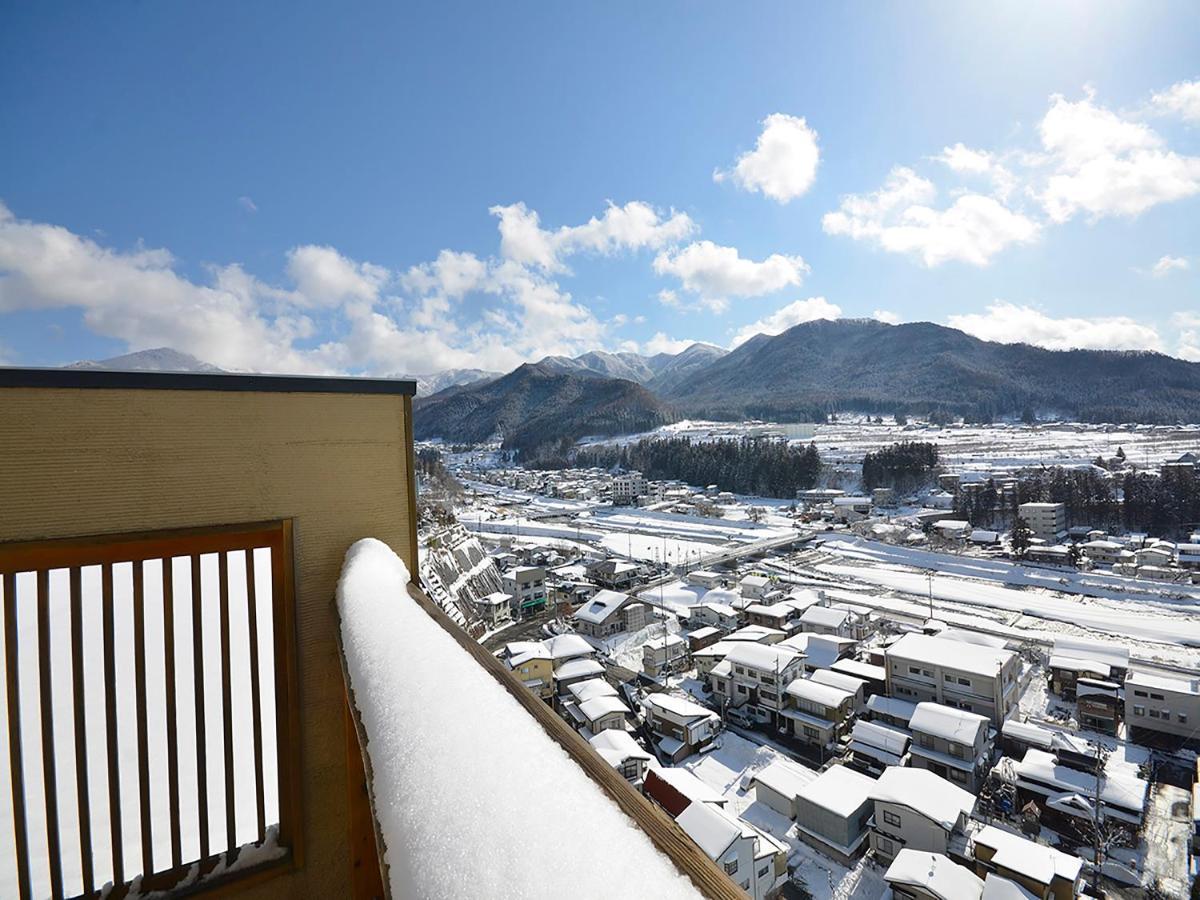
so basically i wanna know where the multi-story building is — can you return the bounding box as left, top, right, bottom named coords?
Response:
left=906, top=703, right=991, bottom=792
left=1125, top=669, right=1200, bottom=747
left=867, top=767, right=976, bottom=865
left=611, top=471, right=647, bottom=505
left=473, top=590, right=514, bottom=629
left=970, top=825, right=1083, bottom=900
left=884, top=633, right=1020, bottom=723
left=503, top=641, right=555, bottom=699
left=1017, top=502, right=1067, bottom=543
left=588, top=730, right=654, bottom=787
left=571, top=589, right=646, bottom=639
left=642, top=693, right=722, bottom=763
left=501, top=565, right=546, bottom=617
left=642, top=633, right=688, bottom=677
left=710, top=643, right=806, bottom=728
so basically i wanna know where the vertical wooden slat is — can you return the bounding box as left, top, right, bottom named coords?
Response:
left=218, top=552, right=236, bottom=854
left=190, top=555, right=209, bottom=862
left=162, top=559, right=181, bottom=869
left=38, top=570, right=65, bottom=900
left=132, top=561, right=153, bottom=877
left=4, top=572, right=33, bottom=900
left=245, top=550, right=266, bottom=842
left=102, top=564, right=124, bottom=887
left=70, top=567, right=95, bottom=897
left=271, top=522, right=302, bottom=865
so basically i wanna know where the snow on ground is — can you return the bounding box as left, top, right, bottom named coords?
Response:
left=598, top=532, right=715, bottom=565
left=672, top=732, right=888, bottom=900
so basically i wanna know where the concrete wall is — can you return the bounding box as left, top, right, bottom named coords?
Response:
left=0, top=381, right=418, bottom=899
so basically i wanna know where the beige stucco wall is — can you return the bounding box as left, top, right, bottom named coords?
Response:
left=0, top=385, right=417, bottom=898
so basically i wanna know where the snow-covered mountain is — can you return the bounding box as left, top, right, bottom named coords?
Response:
left=67, top=348, right=225, bottom=373
left=398, top=368, right=500, bottom=396
left=535, top=344, right=727, bottom=387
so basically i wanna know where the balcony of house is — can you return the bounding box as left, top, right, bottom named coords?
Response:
left=0, top=368, right=740, bottom=900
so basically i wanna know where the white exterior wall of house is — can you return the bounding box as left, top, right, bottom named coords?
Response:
left=1018, top=502, right=1067, bottom=543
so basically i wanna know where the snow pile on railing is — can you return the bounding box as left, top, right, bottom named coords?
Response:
left=337, top=539, right=702, bottom=899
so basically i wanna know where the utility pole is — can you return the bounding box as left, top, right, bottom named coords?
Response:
left=925, top=569, right=936, bottom=622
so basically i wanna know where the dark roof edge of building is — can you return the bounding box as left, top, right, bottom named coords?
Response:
left=0, top=366, right=417, bottom=396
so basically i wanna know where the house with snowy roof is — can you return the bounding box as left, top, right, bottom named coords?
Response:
left=643, top=633, right=688, bottom=677
left=781, top=677, right=856, bottom=753
left=502, top=640, right=555, bottom=699
left=849, top=720, right=911, bottom=775
left=588, top=730, right=654, bottom=787
left=738, top=573, right=773, bottom=601
left=799, top=604, right=864, bottom=639
left=970, top=825, right=1083, bottom=900
left=642, top=693, right=722, bottom=763
left=867, top=767, right=977, bottom=864
left=570, top=588, right=646, bottom=638
left=792, top=764, right=878, bottom=865
left=884, top=849, right=983, bottom=900
left=675, top=800, right=789, bottom=900
left=709, top=643, right=805, bottom=730
left=907, top=702, right=991, bottom=792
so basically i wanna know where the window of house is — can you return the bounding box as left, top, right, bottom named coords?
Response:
left=724, top=859, right=738, bottom=875
left=737, top=685, right=748, bottom=695
left=882, top=810, right=902, bottom=828
left=1134, top=705, right=1145, bottom=716
left=949, top=742, right=964, bottom=758
left=735, top=666, right=746, bottom=675
left=943, top=673, right=953, bottom=681
left=758, top=865, right=769, bottom=878
left=1149, top=709, right=1161, bottom=719
left=1180, top=713, right=1189, bottom=724
left=803, top=726, right=821, bottom=740
left=957, top=677, right=971, bottom=686
left=908, top=666, right=922, bottom=675
left=919, top=734, right=934, bottom=749
left=1134, top=689, right=1148, bottom=698
left=878, top=837, right=894, bottom=856
left=1150, top=692, right=1165, bottom=701
left=949, top=768, right=967, bottom=782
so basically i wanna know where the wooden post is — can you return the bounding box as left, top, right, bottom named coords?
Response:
left=345, top=695, right=388, bottom=900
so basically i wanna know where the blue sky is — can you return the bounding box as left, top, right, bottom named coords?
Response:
left=1, top=2, right=1198, bottom=374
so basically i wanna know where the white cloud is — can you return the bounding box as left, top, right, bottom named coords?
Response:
left=730, top=297, right=841, bottom=347
left=935, top=143, right=994, bottom=174
left=237, top=195, right=257, bottom=213
left=1149, top=79, right=1200, bottom=123
left=657, top=288, right=684, bottom=309
left=1151, top=255, right=1191, bottom=277
left=713, top=114, right=820, bottom=203
left=402, top=249, right=488, bottom=299
left=489, top=200, right=695, bottom=273
left=1173, top=312, right=1200, bottom=361
left=822, top=167, right=1039, bottom=267
left=286, top=244, right=388, bottom=305
left=872, top=309, right=902, bottom=325
left=947, top=301, right=1163, bottom=352
left=1038, top=91, right=1200, bottom=222
left=653, top=240, right=809, bottom=311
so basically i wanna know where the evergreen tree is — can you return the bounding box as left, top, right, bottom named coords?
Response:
left=1011, top=517, right=1033, bottom=557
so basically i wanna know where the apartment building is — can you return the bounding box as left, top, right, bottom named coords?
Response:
left=1125, top=669, right=1200, bottom=747
left=1017, top=502, right=1067, bottom=543
left=501, top=565, right=547, bottom=617
left=884, top=633, right=1020, bottom=723
left=710, top=643, right=806, bottom=728
left=907, top=703, right=991, bottom=792
left=611, top=471, right=647, bottom=505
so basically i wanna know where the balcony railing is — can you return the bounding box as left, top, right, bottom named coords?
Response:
left=0, top=522, right=300, bottom=900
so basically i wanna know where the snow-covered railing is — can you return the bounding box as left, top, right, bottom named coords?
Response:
left=336, top=538, right=743, bottom=899
left=0, top=522, right=301, bottom=900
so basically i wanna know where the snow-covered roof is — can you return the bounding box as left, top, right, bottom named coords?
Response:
left=693, top=641, right=734, bottom=659
left=780, top=632, right=853, bottom=669
left=743, top=602, right=790, bottom=619
left=974, top=825, right=1082, bottom=885
left=752, top=758, right=817, bottom=801
left=795, top=765, right=875, bottom=818
left=1048, top=655, right=1110, bottom=677
left=676, top=801, right=742, bottom=860
left=909, top=702, right=988, bottom=744
left=572, top=589, right=632, bottom=625
left=1013, top=749, right=1147, bottom=820
left=884, top=850, right=983, bottom=900
left=1126, top=668, right=1200, bottom=695
left=700, top=587, right=741, bottom=606
left=568, top=678, right=618, bottom=703
left=869, top=767, right=976, bottom=830
left=651, top=767, right=726, bottom=805
left=479, top=591, right=513, bottom=606
left=999, top=719, right=1054, bottom=751
left=588, top=730, right=652, bottom=767
left=505, top=640, right=551, bottom=667
left=578, top=695, right=629, bottom=722
left=724, top=642, right=802, bottom=672
left=800, top=606, right=851, bottom=628
left=785, top=677, right=854, bottom=708
left=981, top=876, right=1038, bottom=900
left=1051, top=637, right=1128, bottom=670
left=544, top=633, right=596, bottom=661
left=809, top=668, right=866, bottom=695
left=866, top=694, right=917, bottom=722
left=644, top=693, right=720, bottom=723
left=851, top=720, right=910, bottom=757
left=831, top=658, right=886, bottom=682
left=724, top=625, right=785, bottom=643
left=554, top=658, right=606, bottom=681
left=740, top=574, right=770, bottom=587
left=687, top=626, right=721, bottom=640
left=644, top=634, right=686, bottom=652
left=698, top=601, right=737, bottom=617
left=886, top=632, right=1014, bottom=677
